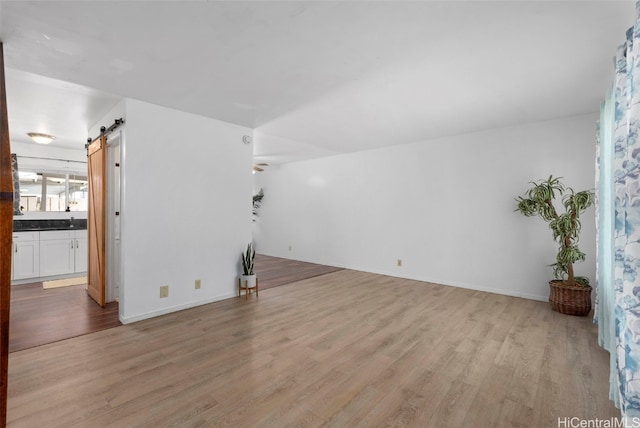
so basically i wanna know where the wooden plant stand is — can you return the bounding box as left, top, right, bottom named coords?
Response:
left=238, top=277, right=258, bottom=300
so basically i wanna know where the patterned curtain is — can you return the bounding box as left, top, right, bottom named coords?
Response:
left=596, top=88, right=617, bottom=407
left=595, top=2, right=640, bottom=417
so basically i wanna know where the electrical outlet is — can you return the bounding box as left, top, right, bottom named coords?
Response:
left=397, top=259, right=402, bottom=267
left=195, top=279, right=201, bottom=290
left=160, top=285, right=169, bottom=298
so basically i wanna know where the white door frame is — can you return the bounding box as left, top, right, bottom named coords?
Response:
left=106, top=131, right=123, bottom=304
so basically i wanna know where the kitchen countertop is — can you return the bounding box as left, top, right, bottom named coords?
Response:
left=13, top=218, right=87, bottom=232
left=15, top=227, right=86, bottom=231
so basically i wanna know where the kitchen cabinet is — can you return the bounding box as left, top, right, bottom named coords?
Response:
left=39, top=230, right=88, bottom=277
left=74, top=230, right=88, bottom=273
left=12, top=231, right=40, bottom=280
left=39, top=230, right=75, bottom=277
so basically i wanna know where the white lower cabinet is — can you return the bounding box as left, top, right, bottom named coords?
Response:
left=74, top=230, right=88, bottom=273
left=39, top=230, right=75, bottom=277
left=12, top=232, right=40, bottom=280
left=11, top=229, right=88, bottom=282
left=39, top=230, right=88, bottom=277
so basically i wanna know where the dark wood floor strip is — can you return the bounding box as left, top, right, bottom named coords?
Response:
left=254, top=254, right=344, bottom=290
left=9, top=283, right=120, bottom=353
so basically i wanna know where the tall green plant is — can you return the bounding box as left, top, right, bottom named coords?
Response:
left=241, top=242, right=255, bottom=275
left=515, top=176, right=594, bottom=286
left=252, top=188, right=264, bottom=221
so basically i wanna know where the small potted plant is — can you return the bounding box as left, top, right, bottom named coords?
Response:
left=515, top=175, right=595, bottom=316
left=240, top=242, right=256, bottom=290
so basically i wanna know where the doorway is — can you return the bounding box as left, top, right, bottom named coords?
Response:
left=9, top=129, right=124, bottom=353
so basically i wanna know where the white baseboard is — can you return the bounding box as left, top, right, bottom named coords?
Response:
left=346, top=265, right=548, bottom=303
left=119, top=291, right=238, bottom=324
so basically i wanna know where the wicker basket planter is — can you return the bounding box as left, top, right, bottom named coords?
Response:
left=549, top=280, right=592, bottom=316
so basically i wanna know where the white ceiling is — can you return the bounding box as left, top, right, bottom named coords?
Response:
left=0, top=1, right=634, bottom=163
left=5, top=68, right=121, bottom=149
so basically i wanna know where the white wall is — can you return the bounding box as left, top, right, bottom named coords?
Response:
left=253, top=113, right=598, bottom=301
left=92, top=99, right=253, bottom=323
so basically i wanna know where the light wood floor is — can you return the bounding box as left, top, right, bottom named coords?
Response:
left=7, top=270, right=618, bottom=427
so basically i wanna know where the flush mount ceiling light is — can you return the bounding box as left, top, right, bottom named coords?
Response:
left=27, top=132, right=55, bottom=144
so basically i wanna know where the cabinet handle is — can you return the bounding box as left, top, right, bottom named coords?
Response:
left=75, top=240, right=79, bottom=249
left=14, top=244, right=17, bottom=253
left=71, top=241, right=74, bottom=249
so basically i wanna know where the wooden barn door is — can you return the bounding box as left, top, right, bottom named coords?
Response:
left=87, top=135, right=106, bottom=307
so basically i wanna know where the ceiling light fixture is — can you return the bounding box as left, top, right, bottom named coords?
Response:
left=27, top=132, right=55, bottom=145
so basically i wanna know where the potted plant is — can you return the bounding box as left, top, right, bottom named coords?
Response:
left=240, top=242, right=256, bottom=289
left=515, top=175, right=595, bottom=316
